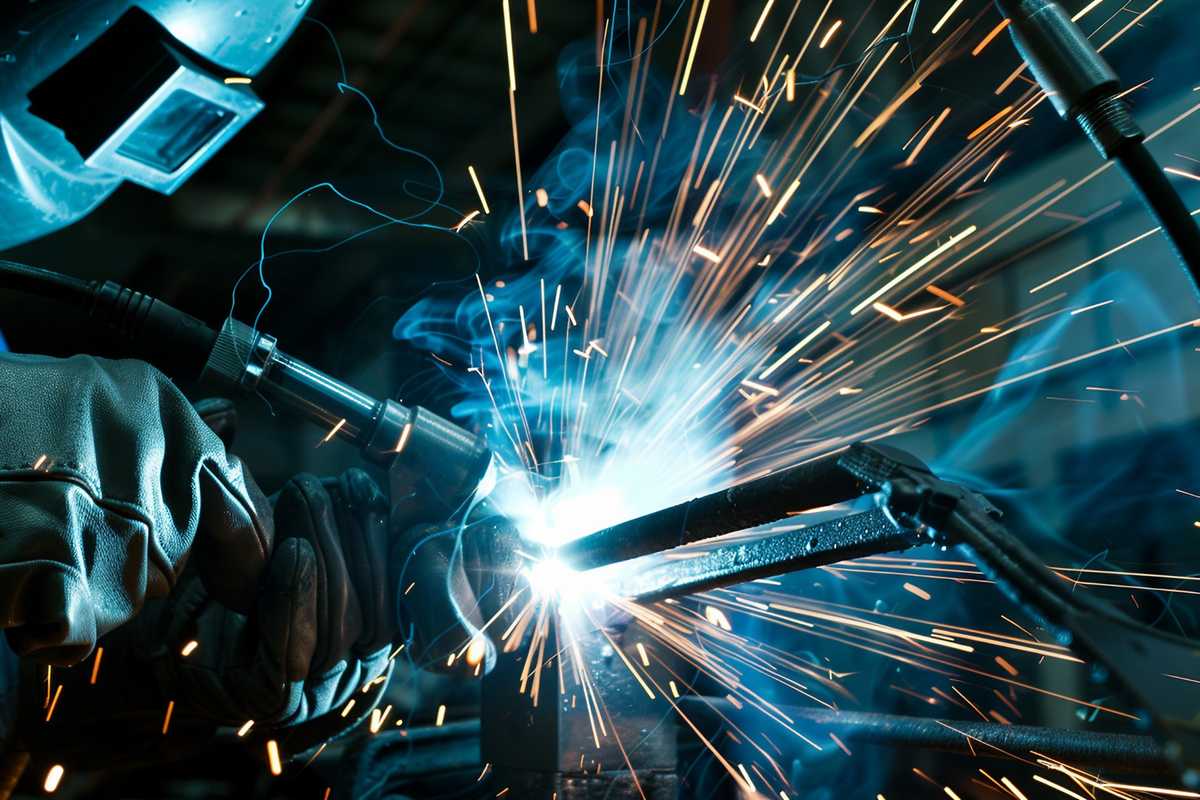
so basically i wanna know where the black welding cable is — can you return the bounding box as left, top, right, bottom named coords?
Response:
left=0, top=260, right=218, bottom=376
left=995, top=0, right=1200, bottom=298
left=1114, top=140, right=1200, bottom=277
left=0, top=260, right=93, bottom=305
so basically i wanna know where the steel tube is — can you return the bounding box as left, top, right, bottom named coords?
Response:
left=561, top=451, right=869, bottom=571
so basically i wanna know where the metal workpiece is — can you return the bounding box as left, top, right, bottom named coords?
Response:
left=606, top=509, right=920, bottom=603
left=481, top=616, right=677, bottom=794
left=681, top=699, right=1172, bottom=774
left=561, top=450, right=869, bottom=571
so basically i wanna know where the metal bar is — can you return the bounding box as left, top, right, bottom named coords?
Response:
left=607, top=509, right=917, bottom=602
left=562, top=451, right=869, bottom=571
left=681, top=698, right=1171, bottom=774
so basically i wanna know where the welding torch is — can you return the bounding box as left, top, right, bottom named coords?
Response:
left=559, top=442, right=1200, bottom=780
left=0, top=261, right=493, bottom=522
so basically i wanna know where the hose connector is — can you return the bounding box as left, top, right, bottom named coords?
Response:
left=996, top=0, right=1118, bottom=119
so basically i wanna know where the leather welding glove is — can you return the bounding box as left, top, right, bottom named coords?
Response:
left=393, top=509, right=524, bottom=676
left=143, top=469, right=396, bottom=729
left=22, top=449, right=398, bottom=767
left=0, top=353, right=271, bottom=666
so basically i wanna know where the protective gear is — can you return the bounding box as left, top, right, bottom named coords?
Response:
left=0, top=353, right=271, bottom=665
left=142, top=470, right=396, bottom=728
left=394, top=510, right=524, bottom=675
left=17, top=406, right=398, bottom=767
left=0, top=1, right=307, bottom=249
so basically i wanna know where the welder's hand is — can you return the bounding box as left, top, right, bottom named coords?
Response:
left=141, top=469, right=396, bottom=729
left=393, top=509, right=524, bottom=676
left=0, top=353, right=272, bottom=665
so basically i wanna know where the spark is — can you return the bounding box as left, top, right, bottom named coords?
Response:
left=984, top=151, right=1010, bottom=182
left=736, top=763, right=757, bottom=791
left=1032, top=775, right=1089, bottom=799
left=468, top=165, right=492, bottom=213
left=973, top=19, right=1010, bottom=56
left=180, top=640, right=199, bottom=657
left=370, top=705, right=392, bottom=733
left=967, top=106, right=1014, bottom=141
left=679, top=0, right=712, bottom=96
left=873, top=302, right=904, bottom=321
left=932, top=0, right=966, bottom=34
left=767, top=179, right=801, bottom=225
left=734, top=94, right=765, bottom=114
left=162, top=700, right=175, bottom=735
left=774, top=274, right=828, bottom=323
left=858, top=205, right=884, bottom=214
left=45, top=685, right=62, bottom=722
left=905, top=106, right=951, bottom=166
left=266, top=740, right=283, bottom=776
left=467, top=637, right=488, bottom=667
left=237, top=720, right=255, bottom=737
left=526, top=0, right=538, bottom=33
left=903, top=582, right=931, bottom=600
left=436, top=704, right=447, bottom=726
left=223, top=76, right=252, bottom=85
left=454, top=210, right=481, bottom=232
left=926, top=285, right=964, bottom=306
left=741, top=379, right=780, bottom=396
left=818, top=20, right=843, bottom=49
left=32, top=454, right=46, bottom=470
left=89, top=647, right=103, bottom=685
left=535, top=187, right=549, bottom=206
left=1166, top=166, right=1200, bottom=181
left=755, top=174, right=773, bottom=197
left=851, top=226, right=977, bottom=314
left=501, top=0, right=517, bottom=92
left=320, top=418, right=346, bottom=444
left=1071, top=0, right=1104, bottom=21
left=998, top=777, right=1027, bottom=800
left=43, top=765, right=64, bottom=793
left=750, top=0, right=775, bottom=42
left=394, top=422, right=413, bottom=453
left=693, top=244, right=723, bottom=263
left=758, top=320, right=832, bottom=379
left=1071, top=299, right=1113, bottom=315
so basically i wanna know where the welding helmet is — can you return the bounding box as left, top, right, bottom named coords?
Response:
left=0, top=1, right=308, bottom=250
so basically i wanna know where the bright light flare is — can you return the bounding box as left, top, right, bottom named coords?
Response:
left=525, top=557, right=580, bottom=599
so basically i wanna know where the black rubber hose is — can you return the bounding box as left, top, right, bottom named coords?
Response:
left=0, top=261, right=217, bottom=378
left=1115, top=140, right=1200, bottom=288
left=0, top=260, right=93, bottom=305
left=682, top=698, right=1172, bottom=774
